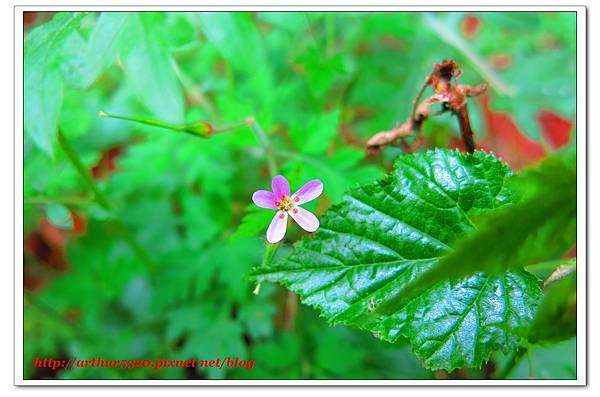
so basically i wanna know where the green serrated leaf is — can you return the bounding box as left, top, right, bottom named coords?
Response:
left=251, top=149, right=542, bottom=371
left=401, top=150, right=576, bottom=301
left=99, top=111, right=213, bottom=138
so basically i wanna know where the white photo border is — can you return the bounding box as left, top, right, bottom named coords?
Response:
left=13, top=3, right=587, bottom=386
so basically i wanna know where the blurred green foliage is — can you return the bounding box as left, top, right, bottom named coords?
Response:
left=24, top=11, right=576, bottom=380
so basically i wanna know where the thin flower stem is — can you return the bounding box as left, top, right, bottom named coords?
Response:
left=111, top=221, right=157, bottom=272
left=57, top=130, right=157, bottom=273
left=261, top=243, right=280, bottom=267
left=99, top=111, right=250, bottom=138
left=253, top=243, right=280, bottom=295
left=246, top=129, right=299, bottom=325
left=57, top=131, right=111, bottom=210
left=251, top=131, right=279, bottom=294
left=213, top=118, right=254, bottom=134
left=171, top=60, right=220, bottom=121
left=248, top=118, right=278, bottom=178
left=275, top=149, right=324, bottom=170
left=99, top=112, right=185, bottom=134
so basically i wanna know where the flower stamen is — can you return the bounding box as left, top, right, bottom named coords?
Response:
left=276, top=196, right=293, bottom=212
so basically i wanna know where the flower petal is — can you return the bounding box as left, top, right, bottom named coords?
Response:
left=252, top=190, right=277, bottom=209
left=289, top=206, right=319, bottom=232
left=292, top=179, right=323, bottom=205
left=271, top=175, right=290, bottom=200
left=266, top=211, right=288, bottom=243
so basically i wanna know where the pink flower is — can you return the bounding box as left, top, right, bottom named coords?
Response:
left=252, top=175, right=323, bottom=244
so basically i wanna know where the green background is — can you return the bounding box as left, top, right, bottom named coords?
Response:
left=23, top=11, right=576, bottom=380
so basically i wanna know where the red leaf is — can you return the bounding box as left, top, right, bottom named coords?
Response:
left=538, top=110, right=573, bottom=149
left=477, top=96, right=546, bottom=169
left=91, top=145, right=124, bottom=180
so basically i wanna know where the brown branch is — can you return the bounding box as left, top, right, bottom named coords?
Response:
left=411, top=72, right=434, bottom=122
left=457, top=105, right=475, bottom=153
left=465, top=83, right=488, bottom=97
left=366, top=120, right=413, bottom=156
left=366, top=59, right=487, bottom=155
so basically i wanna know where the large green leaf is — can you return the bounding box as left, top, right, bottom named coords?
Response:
left=24, top=12, right=86, bottom=156
left=447, top=151, right=575, bottom=269
left=397, top=150, right=576, bottom=301
left=251, top=149, right=542, bottom=371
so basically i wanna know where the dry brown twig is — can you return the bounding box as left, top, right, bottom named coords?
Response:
left=366, top=59, right=487, bottom=155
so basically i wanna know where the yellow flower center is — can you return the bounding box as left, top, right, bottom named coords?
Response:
left=276, top=196, right=293, bottom=212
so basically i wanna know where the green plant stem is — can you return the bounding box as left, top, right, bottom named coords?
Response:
left=248, top=119, right=279, bottom=295
left=275, top=149, right=325, bottom=171
left=57, top=130, right=157, bottom=273
left=261, top=242, right=279, bottom=267
left=111, top=221, right=157, bottom=272
left=253, top=221, right=281, bottom=295
left=100, top=112, right=188, bottom=133
left=213, top=119, right=253, bottom=133
left=25, top=195, right=93, bottom=206
left=57, top=131, right=111, bottom=209
left=171, top=60, right=220, bottom=121
left=247, top=118, right=278, bottom=295
left=248, top=119, right=278, bottom=178
left=100, top=111, right=250, bottom=137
